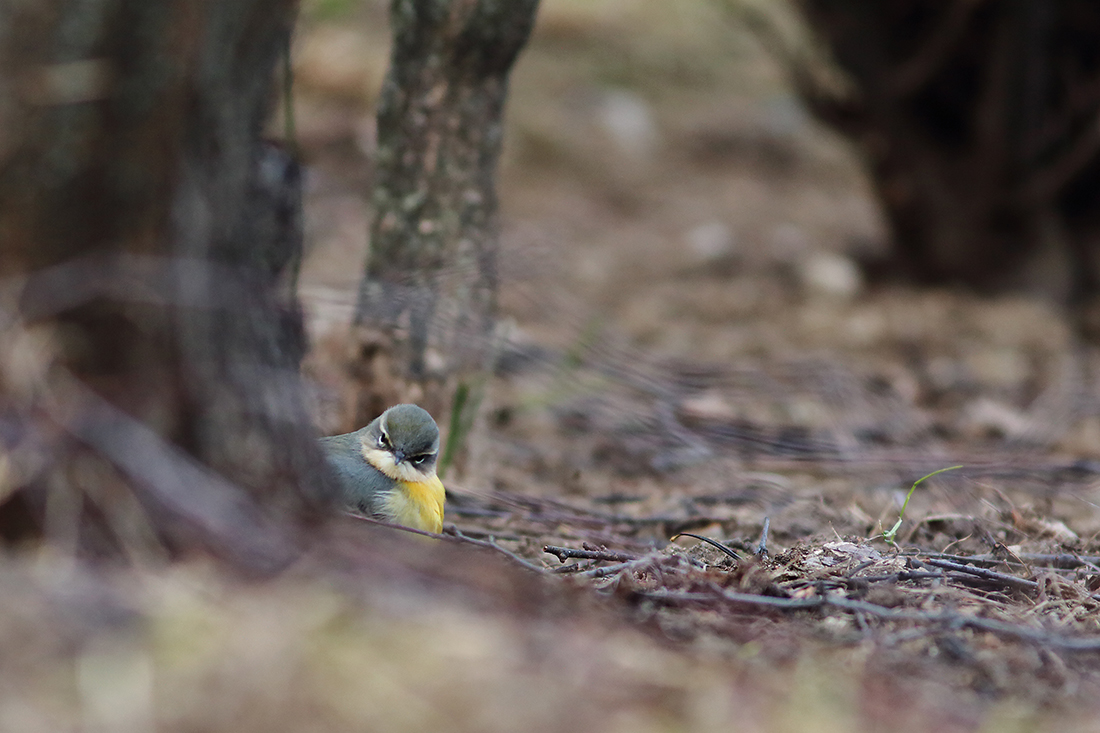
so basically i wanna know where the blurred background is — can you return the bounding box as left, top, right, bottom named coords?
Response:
left=298, top=0, right=1100, bottom=490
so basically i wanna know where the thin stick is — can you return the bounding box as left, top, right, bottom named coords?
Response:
left=642, top=588, right=822, bottom=610
left=344, top=514, right=548, bottom=574
left=921, top=558, right=1040, bottom=594
left=576, top=555, right=663, bottom=579
left=447, top=527, right=548, bottom=574
left=670, top=532, right=742, bottom=561
left=543, top=545, right=637, bottom=563
left=756, top=516, right=771, bottom=558
left=639, top=587, right=1100, bottom=652
left=343, top=511, right=445, bottom=539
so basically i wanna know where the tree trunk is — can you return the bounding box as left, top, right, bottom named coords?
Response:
left=349, top=0, right=540, bottom=439
left=0, top=0, right=333, bottom=570
left=794, top=1, right=1100, bottom=312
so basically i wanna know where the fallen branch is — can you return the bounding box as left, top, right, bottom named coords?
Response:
left=543, top=545, right=638, bottom=563
left=343, top=514, right=549, bottom=574
left=921, top=558, right=1039, bottom=594
left=637, top=586, right=1100, bottom=652
left=576, top=554, right=666, bottom=579
left=824, top=596, right=1100, bottom=652
left=552, top=560, right=598, bottom=574
left=446, top=527, right=548, bottom=574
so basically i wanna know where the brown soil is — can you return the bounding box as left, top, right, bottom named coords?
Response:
left=8, top=2, right=1100, bottom=732
left=290, top=1, right=1100, bottom=730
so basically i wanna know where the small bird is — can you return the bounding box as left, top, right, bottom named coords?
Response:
left=320, top=404, right=446, bottom=533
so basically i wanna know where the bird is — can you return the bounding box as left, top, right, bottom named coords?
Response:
left=319, top=403, right=446, bottom=533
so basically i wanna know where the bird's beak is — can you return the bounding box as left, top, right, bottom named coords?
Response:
left=393, top=449, right=406, bottom=464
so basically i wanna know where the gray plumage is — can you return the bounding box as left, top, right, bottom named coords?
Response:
left=319, top=429, right=388, bottom=516
left=319, top=404, right=440, bottom=518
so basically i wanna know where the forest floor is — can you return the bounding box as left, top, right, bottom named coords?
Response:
left=10, top=1, right=1100, bottom=732
left=292, top=1, right=1100, bottom=731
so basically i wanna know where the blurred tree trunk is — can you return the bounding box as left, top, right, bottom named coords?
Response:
left=349, top=0, right=540, bottom=442
left=0, top=0, right=334, bottom=569
left=792, top=1, right=1100, bottom=325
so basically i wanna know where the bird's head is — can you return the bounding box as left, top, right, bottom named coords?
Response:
left=359, top=403, right=440, bottom=482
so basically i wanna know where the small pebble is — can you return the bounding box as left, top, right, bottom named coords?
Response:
left=797, top=252, right=863, bottom=300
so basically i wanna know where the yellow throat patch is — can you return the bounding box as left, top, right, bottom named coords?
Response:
left=383, top=474, right=446, bottom=533
left=360, top=443, right=446, bottom=533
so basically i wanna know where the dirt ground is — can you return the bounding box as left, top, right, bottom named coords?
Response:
left=298, top=0, right=1100, bottom=729
left=10, top=1, right=1100, bottom=731
left=283, top=0, right=1100, bottom=729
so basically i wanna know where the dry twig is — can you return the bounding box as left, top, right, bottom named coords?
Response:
left=921, top=557, right=1040, bottom=594
left=543, top=545, right=637, bottom=563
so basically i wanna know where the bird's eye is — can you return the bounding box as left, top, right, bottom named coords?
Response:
left=411, top=455, right=426, bottom=465
left=378, top=434, right=390, bottom=449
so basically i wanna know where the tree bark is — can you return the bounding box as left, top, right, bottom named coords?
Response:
left=0, top=0, right=333, bottom=569
left=793, top=1, right=1100, bottom=312
left=350, top=0, right=540, bottom=431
